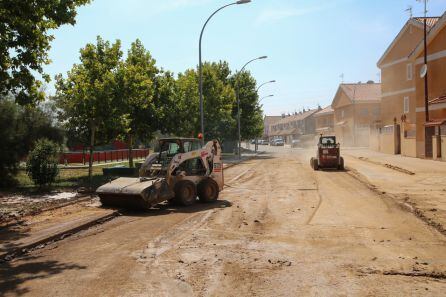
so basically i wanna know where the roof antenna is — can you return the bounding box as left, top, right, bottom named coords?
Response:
left=405, top=5, right=413, bottom=18
left=339, top=73, right=344, bottom=83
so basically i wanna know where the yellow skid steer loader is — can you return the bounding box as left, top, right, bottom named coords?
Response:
left=96, top=138, right=224, bottom=210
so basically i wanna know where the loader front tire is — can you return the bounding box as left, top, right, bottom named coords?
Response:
left=174, top=180, right=197, bottom=206
left=198, top=179, right=219, bottom=203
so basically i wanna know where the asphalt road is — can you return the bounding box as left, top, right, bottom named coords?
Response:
left=1, top=147, right=446, bottom=296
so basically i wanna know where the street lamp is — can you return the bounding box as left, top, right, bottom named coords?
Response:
left=236, top=55, right=268, bottom=159
left=256, top=80, right=276, bottom=93
left=260, top=94, right=274, bottom=103
left=253, top=94, right=274, bottom=152
left=199, top=0, right=251, bottom=143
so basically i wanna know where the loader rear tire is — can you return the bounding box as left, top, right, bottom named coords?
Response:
left=338, top=157, right=345, bottom=171
left=198, top=179, right=219, bottom=203
left=313, top=159, right=319, bottom=171
left=174, top=180, right=197, bottom=206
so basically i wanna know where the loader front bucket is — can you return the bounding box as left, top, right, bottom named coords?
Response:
left=96, top=177, right=159, bottom=210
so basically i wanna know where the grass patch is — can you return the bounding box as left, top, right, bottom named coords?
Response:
left=4, top=161, right=140, bottom=195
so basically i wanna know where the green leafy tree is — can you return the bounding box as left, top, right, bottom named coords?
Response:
left=230, top=71, right=264, bottom=141
left=55, top=36, right=122, bottom=186
left=0, top=0, right=90, bottom=105
left=173, top=69, right=200, bottom=137
left=0, top=98, right=64, bottom=186
left=26, top=139, right=60, bottom=188
left=175, top=61, right=236, bottom=142
left=114, top=39, right=159, bottom=167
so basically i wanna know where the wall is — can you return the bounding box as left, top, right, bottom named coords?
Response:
left=379, top=125, right=397, bottom=154
left=415, top=24, right=446, bottom=158
left=380, top=23, right=424, bottom=65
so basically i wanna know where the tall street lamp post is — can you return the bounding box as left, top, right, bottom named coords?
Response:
left=256, top=80, right=276, bottom=93
left=236, top=55, right=268, bottom=159
left=259, top=94, right=274, bottom=103
left=199, top=0, right=251, bottom=143
left=255, top=80, right=276, bottom=151
left=256, top=93, right=274, bottom=152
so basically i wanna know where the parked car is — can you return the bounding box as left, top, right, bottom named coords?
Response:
left=272, top=139, right=284, bottom=146
left=259, top=140, right=269, bottom=145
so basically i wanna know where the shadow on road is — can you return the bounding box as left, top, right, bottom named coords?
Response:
left=0, top=254, right=86, bottom=296
left=0, top=220, right=32, bottom=259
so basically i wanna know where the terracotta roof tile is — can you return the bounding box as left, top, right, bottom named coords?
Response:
left=274, top=109, right=319, bottom=126
left=340, top=83, right=381, bottom=102
left=413, top=17, right=440, bottom=28
left=314, top=106, right=334, bottom=117
left=429, top=94, right=446, bottom=105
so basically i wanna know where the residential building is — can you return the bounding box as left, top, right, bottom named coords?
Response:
left=263, top=116, right=282, bottom=140
left=314, top=106, right=334, bottom=136
left=331, top=82, right=381, bottom=147
left=376, top=17, right=439, bottom=156
left=411, top=12, right=446, bottom=159
left=269, top=109, right=319, bottom=144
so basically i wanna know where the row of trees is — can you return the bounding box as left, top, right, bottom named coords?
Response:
left=0, top=1, right=264, bottom=186
left=54, top=37, right=264, bottom=180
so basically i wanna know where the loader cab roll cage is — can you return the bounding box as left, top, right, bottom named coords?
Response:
left=158, top=138, right=203, bottom=168
left=319, top=136, right=339, bottom=148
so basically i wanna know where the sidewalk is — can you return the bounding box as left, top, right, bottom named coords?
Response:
left=343, top=148, right=446, bottom=235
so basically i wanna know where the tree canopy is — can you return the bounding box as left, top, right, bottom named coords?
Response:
left=0, top=0, right=90, bottom=105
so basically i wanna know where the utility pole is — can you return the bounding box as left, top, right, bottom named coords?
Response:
left=418, top=0, right=429, bottom=123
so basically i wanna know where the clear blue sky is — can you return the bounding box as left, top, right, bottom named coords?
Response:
left=44, top=0, right=446, bottom=115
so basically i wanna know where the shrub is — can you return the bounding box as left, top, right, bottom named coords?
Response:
left=0, top=99, right=64, bottom=187
left=26, top=139, right=60, bottom=188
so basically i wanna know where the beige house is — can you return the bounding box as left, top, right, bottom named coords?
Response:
left=331, top=82, right=381, bottom=147
left=263, top=116, right=282, bottom=140
left=269, top=109, right=319, bottom=144
left=411, top=12, right=446, bottom=160
left=314, top=106, right=334, bottom=136
left=376, top=16, right=440, bottom=157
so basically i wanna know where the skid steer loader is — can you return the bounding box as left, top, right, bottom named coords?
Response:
left=96, top=138, right=224, bottom=210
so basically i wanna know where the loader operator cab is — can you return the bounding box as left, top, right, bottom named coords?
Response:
left=157, top=138, right=205, bottom=175
left=319, top=136, right=337, bottom=148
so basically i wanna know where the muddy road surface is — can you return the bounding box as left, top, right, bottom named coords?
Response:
left=1, top=149, right=446, bottom=296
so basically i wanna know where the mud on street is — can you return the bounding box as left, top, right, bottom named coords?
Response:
left=1, top=148, right=446, bottom=296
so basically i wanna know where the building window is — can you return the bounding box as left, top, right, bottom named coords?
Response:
left=360, top=108, right=368, bottom=116
left=341, top=110, right=345, bottom=119
left=373, top=107, right=380, bottom=116
left=403, top=96, right=409, bottom=114
left=407, top=63, right=413, bottom=81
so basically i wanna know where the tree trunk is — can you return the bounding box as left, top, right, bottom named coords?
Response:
left=88, top=121, right=96, bottom=192
left=128, top=134, right=134, bottom=168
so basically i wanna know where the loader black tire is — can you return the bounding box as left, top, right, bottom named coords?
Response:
left=313, top=159, right=319, bottom=171
left=198, top=178, right=219, bottom=203
left=174, top=180, right=197, bottom=206
left=338, top=157, right=345, bottom=171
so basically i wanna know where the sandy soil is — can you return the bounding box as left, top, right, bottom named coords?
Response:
left=1, top=149, right=446, bottom=296
left=0, top=192, right=83, bottom=224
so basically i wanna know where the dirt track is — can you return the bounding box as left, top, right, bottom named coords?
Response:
left=1, top=148, right=446, bottom=296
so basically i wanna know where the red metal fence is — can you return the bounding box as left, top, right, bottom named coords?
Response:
left=59, top=149, right=150, bottom=165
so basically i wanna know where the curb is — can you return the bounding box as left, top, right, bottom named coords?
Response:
left=346, top=167, right=446, bottom=237
left=0, top=210, right=120, bottom=262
